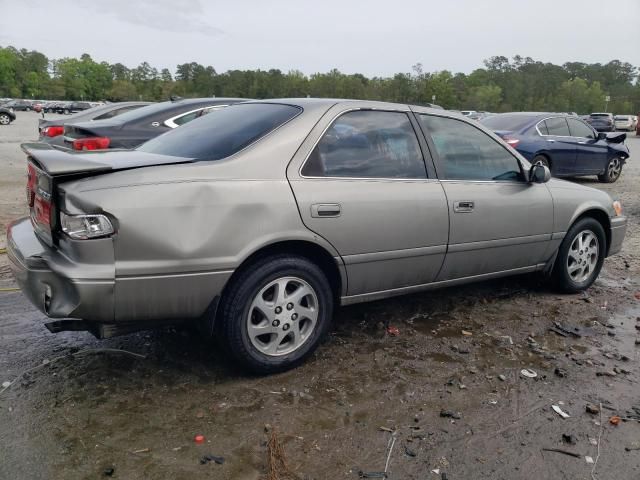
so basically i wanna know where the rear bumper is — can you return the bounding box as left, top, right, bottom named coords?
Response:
left=608, top=216, right=627, bottom=257
left=6, top=218, right=115, bottom=322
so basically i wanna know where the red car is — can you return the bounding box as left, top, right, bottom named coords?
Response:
left=33, top=103, right=43, bottom=113
left=636, top=113, right=640, bottom=136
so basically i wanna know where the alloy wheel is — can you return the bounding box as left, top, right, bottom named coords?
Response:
left=607, top=158, right=622, bottom=181
left=0, top=115, right=9, bottom=125
left=566, top=230, right=599, bottom=283
left=247, top=276, right=319, bottom=356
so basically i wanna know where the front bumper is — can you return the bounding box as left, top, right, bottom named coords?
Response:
left=6, top=218, right=115, bottom=322
left=608, top=216, right=627, bottom=257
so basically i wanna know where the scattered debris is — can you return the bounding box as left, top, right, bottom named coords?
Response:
left=386, top=326, right=400, bottom=336
left=200, top=454, right=225, bottom=465
left=1, top=381, right=10, bottom=389
left=596, top=370, right=616, bottom=377
left=550, top=321, right=582, bottom=338
left=586, top=404, right=600, bottom=415
left=554, top=368, right=567, bottom=378
left=625, top=442, right=640, bottom=452
left=439, top=410, right=462, bottom=420
left=552, top=405, right=570, bottom=418
left=520, top=369, right=538, bottom=379
left=378, top=426, right=394, bottom=433
left=103, top=467, right=115, bottom=477
left=498, top=374, right=506, bottom=382
left=542, top=448, right=581, bottom=458
left=132, top=448, right=150, bottom=454
left=634, top=291, right=640, bottom=300
left=265, top=428, right=297, bottom=480
left=404, top=446, right=417, bottom=457
left=609, top=416, right=621, bottom=426
left=194, top=434, right=206, bottom=444
left=461, top=330, right=473, bottom=336
left=358, top=472, right=387, bottom=479
left=562, top=434, right=577, bottom=445
left=585, top=456, right=594, bottom=464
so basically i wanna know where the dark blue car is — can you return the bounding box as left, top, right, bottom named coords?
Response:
left=480, top=113, right=630, bottom=183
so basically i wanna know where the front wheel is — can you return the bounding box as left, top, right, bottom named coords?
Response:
left=598, top=157, right=623, bottom=183
left=218, top=254, right=334, bottom=374
left=63, top=108, right=70, bottom=114
left=0, top=113, right=11, bottom=125
left=552, top=217, right=606, bottom=293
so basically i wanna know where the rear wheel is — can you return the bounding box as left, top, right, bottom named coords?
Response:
left=63, top=108, right=70, bottom=115
left=598, top=157, right=623, bottom=183
left=218, top=254, right=334, bottom=374
left=532, top=155, right=551, bottom=173
left=552, top=217, right=606, bottom=293
left=0, top=113, right=10, bottom=125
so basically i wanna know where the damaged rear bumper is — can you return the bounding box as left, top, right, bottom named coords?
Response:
left=6, top=218, right=115, bottom=322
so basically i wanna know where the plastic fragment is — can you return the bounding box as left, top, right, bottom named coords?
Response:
left=194, top=434, right=206, bottom=444
left=520, top=368, right=537, bottom=378
left=1, top=381, right=11, bottom=388
left=609, top=416, right=621, bottom=426
left=585, top=456, right=594, bottom=464
left=552, top=405, right=570, bottom=418
left=386, top=326, right=400, bottom=336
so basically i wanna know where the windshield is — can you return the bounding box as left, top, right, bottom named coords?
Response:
left=480, top=114, right=535, bottom=131
left=138, top=103, right=301, bottom=160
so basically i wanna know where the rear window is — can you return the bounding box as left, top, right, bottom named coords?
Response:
left=614, top=116, right=629, bottom=120
left=480, top=114, right=535, bottom=131
left=138, top=103, right=301, bottom=160
left=590, top=113, right=611, bottom=118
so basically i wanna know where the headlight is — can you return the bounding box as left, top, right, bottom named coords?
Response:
left=613, top=201, right=623, bottom=217
left=60, top=212, right=114, bottom=239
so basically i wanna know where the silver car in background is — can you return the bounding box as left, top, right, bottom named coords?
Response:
left=7, top=99, right=627, bottom=373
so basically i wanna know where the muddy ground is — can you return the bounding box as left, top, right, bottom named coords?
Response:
left=1, top=112, right=639, bottom=479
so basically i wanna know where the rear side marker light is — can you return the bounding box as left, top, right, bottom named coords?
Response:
left=60, top=213, right=114, bottom=240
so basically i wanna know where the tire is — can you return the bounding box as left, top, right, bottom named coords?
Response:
left=598, top=156, right=623, bottom=183
left=0, top=113, right=10, bottom=125
left=532, top=154, right=551, bottom=173
left=218, top=254, right=334, bottom=374
left=63, top=108, right=70, bottom=115
left=552, top=217, right=606, bottom=293
left=25, top=107, right=31, bottom=112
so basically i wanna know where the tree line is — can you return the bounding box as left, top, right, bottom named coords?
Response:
left=1, top=46, right=638, bottom=114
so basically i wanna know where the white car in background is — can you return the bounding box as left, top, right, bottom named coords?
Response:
left=614, top=115, right=635, bottom=131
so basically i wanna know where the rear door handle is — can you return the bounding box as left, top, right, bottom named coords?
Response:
left=311, top=203, right=341, bottom=218
left=453, top=201, right=474, bottom=213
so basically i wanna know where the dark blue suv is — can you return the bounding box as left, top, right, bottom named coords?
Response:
left=481, top=113, right=630, bottom=183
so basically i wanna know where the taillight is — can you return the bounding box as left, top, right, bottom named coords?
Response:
left=33, top=194, right=52, bottom=228
left=43, top=125, right=64, bottom=137
left=503, top=137, right=520, bottom=148
left=27, top=163, right=36, bottom=206
left=72, top=137, right=110, bottom=151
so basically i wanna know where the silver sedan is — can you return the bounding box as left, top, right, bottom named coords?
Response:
left=7, top=99, right=627, bottom=373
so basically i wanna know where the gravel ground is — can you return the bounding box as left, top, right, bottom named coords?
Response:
left=1, top=111, right=639, bottom=479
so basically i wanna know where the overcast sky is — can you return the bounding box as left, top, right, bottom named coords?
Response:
left=0, top=0, right=638, bottom=76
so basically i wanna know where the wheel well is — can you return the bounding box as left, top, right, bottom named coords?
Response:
left=574, top=209, right=611, bottom=253
left=226, top=240, right=343, bottom=302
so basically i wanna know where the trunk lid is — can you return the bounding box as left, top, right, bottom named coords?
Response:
left=22, top=143, right=193, bottom=245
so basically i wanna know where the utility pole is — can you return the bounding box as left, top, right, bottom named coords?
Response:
left=604, top=95, right=610, bottom=112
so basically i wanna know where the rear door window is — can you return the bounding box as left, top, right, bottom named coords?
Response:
left=544, top=117, right=570, bottom=136
left=567, top=118, right=595, bottom=138
left=301, top=110, right=427, bottom=178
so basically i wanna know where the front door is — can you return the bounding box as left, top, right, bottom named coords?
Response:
left=287, top=106, right=449, bottom=297
left=567, top=117, right=608, bottom=174
left=416, top=113, right=554, bottom=280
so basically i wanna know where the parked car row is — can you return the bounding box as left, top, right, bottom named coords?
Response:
left=6, top=98, right=628, bottom=373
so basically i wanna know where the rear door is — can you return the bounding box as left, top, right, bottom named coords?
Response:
left=567, top=117, right=607, bottom=174
left=287, top=104, right=449, bottom=297
left=537, top=117, right=576, bottom=175
left=417, top=114, right=554, bottom=280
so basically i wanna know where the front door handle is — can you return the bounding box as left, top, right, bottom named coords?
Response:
left=311, top=203, right=341, bottom=218
left=453, top=201, right=474, bottom=213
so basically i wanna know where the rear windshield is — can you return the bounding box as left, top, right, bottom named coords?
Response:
left=480, top=114, right=534, bottom=131
left=138, top=103, right=301, bottom=160
left=615, top=116, right=629, bottom=120
left=590, top=113, right=611, bottom=118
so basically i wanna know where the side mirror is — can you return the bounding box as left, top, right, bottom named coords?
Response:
left=530, top=162, right=551, bottom=183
